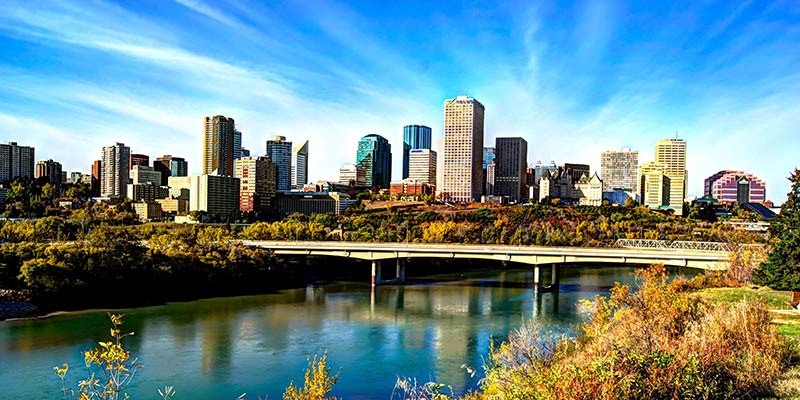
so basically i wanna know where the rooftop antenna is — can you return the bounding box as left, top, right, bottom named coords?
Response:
left=675, top=130, right=679, bottom=139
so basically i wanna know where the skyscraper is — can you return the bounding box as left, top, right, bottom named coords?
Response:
left=639, top=162, right=671, bottom=208
left=203, top=115, right=235, bottom=176
left=483, top=146, right=496, bottom=196
left=0, top=141, right=35, bottom=182
left=482, top=147, right=495, bottom=169
left=266, top=135, right=292, bottom=191
left=601, top=149, right=639, bottom=192
left=402, top=125, right=432, bottom=179
left=35, top=159, right=63, bottom=184
left=91, top=160, right=101, bottom=196
left=233, top=129, right=243, bottom=160
left=154, top=155, right=188, bottom=186
left=129, top=154, right=149, bottom=169
left=408, top=149, right=437, bottom=186
left=101, top=142, right=130, bottom=199
left=235, top=156, right=277, bottom=212
left=654, top=138, right=687, bottom=212
left=292, top=140, right=309, bottom=190
left=356, top=134, right=392, bottom=189
left=494, top=137, right=528, bottom=202
left=442, top=96, right=485, bottom=202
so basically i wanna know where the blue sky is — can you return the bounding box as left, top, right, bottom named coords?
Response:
left=0, top=0, right=798, bottom=200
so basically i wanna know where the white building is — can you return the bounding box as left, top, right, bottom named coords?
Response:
left=441, top=96, right=485, bottom=202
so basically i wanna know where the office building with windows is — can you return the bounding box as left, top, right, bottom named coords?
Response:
left=601, top=148, right=638, bottom=192
left=494, top=137, right=528, bottom=202
left=203, top=115, right=235, bottom=176
left=402, top=125, right=432, bottom=179
left=266, top=135, right=292, bottom=191
left=356, top=134, right=392, bottom=189
left=101, top=143, right=130, bottom=199
left=441, top=96, right=485, bottom=202
left=0, top=141, right=35, bottom=182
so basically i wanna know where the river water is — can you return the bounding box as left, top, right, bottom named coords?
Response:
left=0, top=265, right=695, bottom=399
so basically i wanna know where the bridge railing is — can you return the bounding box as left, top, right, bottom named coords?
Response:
left=615, top=239, right=734, bottom=252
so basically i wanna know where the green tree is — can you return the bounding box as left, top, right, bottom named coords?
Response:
left=753, top=169, right=800, bottom=290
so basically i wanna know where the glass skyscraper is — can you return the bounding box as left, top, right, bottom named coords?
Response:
left=357, top=134, right=392, bottom=189
left=402, top=125, right=432, bottom=179
left=266, top=135, right=293, bottom=192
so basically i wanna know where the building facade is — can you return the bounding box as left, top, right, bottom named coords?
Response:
left=233, top=129, right=243, bottom=160
left=131, top=165, right=162, bottom=186
left=402, top=125, right=432, bottom=179
left=188, top=174, right=240, bottom=220
left=407, top=149, right=437, bottom=186
left=600, top=149, right=639, bottom=192
left=704, top=170, right=767, bottom=205
left=442, top=96, right=485, bottom=202
left=292, top=140, right=309, bottom=190
left=654, top=138, right=687, bottom=212
left=575, top=173, right=604, bottom=206
left=203, top=115, right=235, bottom=176
left=101, top=142, right=130, bottom=199
left=154, top=155, right=188, bottom=186
left=35, top=159, right=63, bottom=184
left=235, top=156, right=277, bottom=212
left=339, top=164, right=367, bottom=187
left=129, top=154, right=149, bottom=169
left=0, top=142, right=35, bottom=182
left=356, top=134, right=392, bottom=189
left=91, top=160, right=101, bottom=196
left=266, top=135, right=292, bottom=191
left=276, top=192, right=354, bottom=216
left=494, top=137, right=528, bottom=202
left=639, top=162, right=671, bottom=208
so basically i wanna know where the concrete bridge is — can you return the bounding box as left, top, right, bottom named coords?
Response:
left=241, top=240, right=730, bottom=292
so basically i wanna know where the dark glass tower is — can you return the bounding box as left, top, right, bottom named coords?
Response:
left=402, top=125, right=432, bottom=179
left=357, top=134, right=392, bottom=189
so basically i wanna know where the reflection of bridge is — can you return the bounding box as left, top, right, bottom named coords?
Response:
left=241, top=241, right=730, bottom=292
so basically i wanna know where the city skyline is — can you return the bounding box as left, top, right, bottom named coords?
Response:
left=0, top=1, right=798, bottom=199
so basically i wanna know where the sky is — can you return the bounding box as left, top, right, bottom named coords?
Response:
left=0, top=0, right=798, bottom=201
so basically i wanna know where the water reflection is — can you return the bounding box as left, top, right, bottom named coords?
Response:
left=0, top=266, right=694, bottom=400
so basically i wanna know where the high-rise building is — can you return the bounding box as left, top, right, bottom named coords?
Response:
left=639, top=162, right=671, bottom=208
left=266, top=135, right=292, bottom=191
left=483, top=147, right=496, bottom=196
left=91, top=160, right=102, bottom=196
left=154, top=155, right=188, bottom=186
left=35, top=159, right=63, bottom=184
left=482, top=147, right=496, bottom=169
left=339, top=164, right=366, bottom=187
left=0, top=142, right=35, bottom=182
left=601, top=149, right=639, bottom=192
left=131, top=165, right=162, bottom=186
left=203, top=115, right=235, bottom=176
left=356, top=134, right=392, bottom=189
left=233, top=129, right=243, bottom=160
left=435, top=139, right=444, bottom=198
left=292, top=140, right=309, bottom=190
left=235, top=156, right=277, bottom=212
left=129, top=154, right=149, bottom=169
left=188, top=174, right=240, bottom=220
left=101, top=143, right=130, bottom=199
left=442, top=96, right=485, bottom=202
left=704, top=170, right=767, bottom=205
left=494, top=137, right=528, bottom=201
left=654, top=138, right=687, bottom=211
left=408, top=149, right=437, bottom=186
left=402, top=125, right=432, bottom=179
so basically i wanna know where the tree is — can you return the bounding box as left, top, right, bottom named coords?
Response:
left=753, top=169, right=800, bottom=290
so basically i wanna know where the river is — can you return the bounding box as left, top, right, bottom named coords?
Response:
left=0, top=265, right=696, bottom=399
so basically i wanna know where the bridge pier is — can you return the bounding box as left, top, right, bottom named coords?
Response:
left=550, top=264, right=560, bottom=291
left=395, top=258, right=406, bottom=283
left=533, top=265, right=540, bottom=294
left=371, top=260, right=382, bottom=287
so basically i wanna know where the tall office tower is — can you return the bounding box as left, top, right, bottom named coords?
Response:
left=339, top=164, right=366, bottom=186
left=35, top=159, right=63, bottom=184
left=129, top=154, right=149, bottom=169
left=91, top=160, right=102, bottom=196
left=203, top=115, right=235, bottom=176
left=408, top=149, right=437, bottom=186
left=101, top=142, right=130, bottom=199
left=654, top=138, right=687, bottom=211
left=188, top=175, right=240, bottom=220
left=639, top=162, right=671, bottom=208
left=494, top=137, right=528, bottom=201
left=291, top=140, right=309, bottom=190
left=482, top=147, right=496, bottom=169
left=704, top=170, right=767, bottom=205
left=483, top=146, right=496, bottom=196
left=131, top=165, right=162, bottom=186
left=154, top=155, right=188, bottom=186
left=402, top=125, right=432, bottom=179
left=356, top=134, right=392, bottom=189
left=442, top=96, right=485, bottom=202
left=233, top=129, right=243, bottom=160
left=486, top=163, right=495, bottom=196
left=601, top=149, right=639, bottom=192
left=235, top=156, right=277, bottom=212
left=435, top=139, right=444, bottom=198
left=0, top=141, right=35, bottom=182
left=241, top=148, right=250, bottom=157
left=266, top=135, right=292, bottom=191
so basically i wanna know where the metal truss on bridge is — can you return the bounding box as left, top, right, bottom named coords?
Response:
left=615, top=239, right=735, bottom=252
